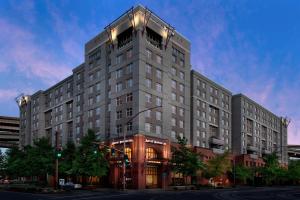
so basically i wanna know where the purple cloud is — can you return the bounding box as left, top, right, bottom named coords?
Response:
left=0, top=18, right=72, bottom=85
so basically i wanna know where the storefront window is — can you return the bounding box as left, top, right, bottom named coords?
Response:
left=146, top=148, right=157, bottom=159
left=125, top=147, right=132, bottom=160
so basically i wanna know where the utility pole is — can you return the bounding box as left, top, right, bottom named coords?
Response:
left=54, top=131, right=59, bottom=190
left=122, top=105, right=162, bottom=190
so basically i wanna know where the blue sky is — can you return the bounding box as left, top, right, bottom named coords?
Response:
left=0, top=0, right=299, bottom=144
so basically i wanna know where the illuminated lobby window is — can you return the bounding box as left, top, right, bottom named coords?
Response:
left=125, top=147, right=132, bottom=160
left=146, top=148, right=157, bottom=159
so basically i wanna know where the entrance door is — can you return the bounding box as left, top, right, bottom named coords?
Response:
left=146, top=166, right=158, bottom=188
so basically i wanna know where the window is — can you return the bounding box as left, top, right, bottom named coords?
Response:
left=116, top=55, right=122, bottom=64
left=89, top=86, right=93, bottom=94
left=171, top=118, right=176, bottom=126
left=127, top=122, right=133, bottom=131
left=171, top=92, right=176, bottom=101
left=96, top=107, right=101, bottom=115
left=116, top=82, right=122, bottom=92
left=156, top=83, right=162, bottom=93
left=96, top=95, right=100, bottom=103
left=156, top=55, right=162, bottom=64
left=156, top=125, right=161, bottom=134
left=179, top=84, right=184, bottom=92
left=146, top=64, right=152, bottom=74
left=88, top=110, right=93, bottom=118
left=145, top=93, right=151, bottom=103
left=179, top=108, right=184, bottom=116
left=126, top=93, right=133, bottom=102
left=145, top=110, right=151, bottom=118
left=116, top=124, right=122, bottom=134
left=179, top=96, right=184, bottom=104
left=116, top=97, right=122, bottom=106
left=96, top=82, right=101, bottom=91
left=156, top=111, right=162, bottom=121
left=179, top=120, right=184, bottom=128
left=77, top=105, right=81, bottom=112
left=146, top=49, right=152, bottom=59
left=127, top=108, right=133, bottom=117
left=156, top=69, right=162, bottom=79
left=145, top=79, right=152, bottom=88
left=96, top=119, right=100, bottom=128
left=127, top=48, right=132, bottom=59
left=126, top=78, right=133, bottom=88
left=146, top=147, right=157, bottom=159
left=127, top=63, right=133, bottom=74
left=171, top=67, right=176, bottom=76
left=77, top=73, right=81, bottom=80
left=145, top=123, right=151, bottom=132
left=116, top=69, right=122, bottom=79
left=89, top=74, right=94, bottom=81
left=171, top=80, right=176, bottom=89
left=179, top=71, right=184, bottom=80
left=202, top=122, right=206, bottom=129
left=116, top=111, right=122, bottom=119
left=171, top=105, right=176, bottom=114
left=88, top=97, right=93, bottom=106
left=156, top=97, right=162, bottom=106
left=171, top=131, right=176, bottom=138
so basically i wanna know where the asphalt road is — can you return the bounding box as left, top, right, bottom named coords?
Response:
left=0, top=187, right=300, bottom=200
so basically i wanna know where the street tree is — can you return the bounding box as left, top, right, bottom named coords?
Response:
left=5, top=147, right=26, bottom=178
left=170, top=136, right=205, bottom=185
left=287, top=160, right=300, bottom=184
left=235, top=165, right=253, bottom=185
left=204, top=151, right=231, bottom=180
left=0, top=149, right=7, bottom=178
left=23, top=138, right=54, bottom=183
left=59, top=141, right=76, bottom=177
left=72, top=129, right=109, bottom=185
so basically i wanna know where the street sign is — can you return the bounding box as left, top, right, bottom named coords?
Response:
left=59, top=179, right=65, bottom=186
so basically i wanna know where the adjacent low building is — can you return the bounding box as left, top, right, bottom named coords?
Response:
left=0, top=116, right=20, bottom=148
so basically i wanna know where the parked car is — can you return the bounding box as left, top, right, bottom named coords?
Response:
left=61, top=181, right=75, bottom=191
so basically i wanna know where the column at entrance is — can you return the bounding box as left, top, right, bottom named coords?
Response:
left=132, top=134, right=146, bottom=189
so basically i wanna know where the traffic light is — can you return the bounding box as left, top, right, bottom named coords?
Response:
left=111, top=147, right=115, bottom=156
left=124, top=154, right=130, bottom=167
left=56, top=149, right=62, bottom=158
left=93, top=144, right=99, bottom=154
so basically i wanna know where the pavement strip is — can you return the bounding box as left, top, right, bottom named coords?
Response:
left=48, top=192, right=131, bottom=200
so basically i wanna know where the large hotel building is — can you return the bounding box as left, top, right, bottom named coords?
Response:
left=17, top=5, right=289, bottom=189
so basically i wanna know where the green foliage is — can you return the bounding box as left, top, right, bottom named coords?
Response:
left=204, top=151, right=231, bottom=179
left=235, top=165, right=253, bottom=184
left=287, top=160, right=300, bottom=183
left=259, top=152, right=281, bottom=185
left=5, top=147, right=27, bottom=178
left=0, top=149, right=7, bottom=177
left=72, top=129, right=109, bottom=179
left=170, top=136, right=205, bottom=181
left=59, top=141, right=76, bottom=176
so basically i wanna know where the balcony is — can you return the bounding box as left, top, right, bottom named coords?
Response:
left=247, top=145, right=258, bottom=152
left=212, top=148, right=224, bottom=154
left=249, top=154, right=258, bottom=159
left=209, top=136, right=225, bottom=146
left=262, top=148, right=271, bottom=155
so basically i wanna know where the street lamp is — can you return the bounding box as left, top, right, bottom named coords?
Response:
left=122, top=105, right=162, bottom=190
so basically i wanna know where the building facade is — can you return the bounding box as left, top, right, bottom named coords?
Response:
left=191, top=70, right=232, bottom=154
left=0, top=116, right=20, bottom=148
left=232, top=94, right=288, bottom=164
left=17, top=5, right=289, bottom=188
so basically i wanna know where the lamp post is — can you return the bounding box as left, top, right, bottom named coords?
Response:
left=54, top=131, right=59, bottom=190
left=122, top=105, right=162, bottom=190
